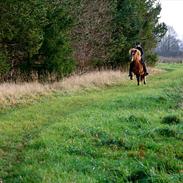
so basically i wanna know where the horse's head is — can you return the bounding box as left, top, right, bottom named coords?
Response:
left=129, top=48, right=141, bottom=62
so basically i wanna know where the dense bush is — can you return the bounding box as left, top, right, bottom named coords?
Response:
left=0, top=51, right=10, bottom=78
left=145, top=52, right=159, bottom=66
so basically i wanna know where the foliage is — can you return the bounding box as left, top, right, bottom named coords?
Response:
left=0, top=0, right=75, bottom=81
left=0, top=50, right=10, bottom=77
left=109, top=0, right=167, bottom=66
left=0, top=0, right=167, bottom=81
left=68, top=0, right=114, bottom=68
left=145, top=52, right=159, bottom=66
left=39, top=3, right=74, bottom=78
left=63, top=0, right=167, bottom=68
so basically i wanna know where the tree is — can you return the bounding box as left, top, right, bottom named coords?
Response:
left=64, top=0, right=167, bottom=69
left=37, top=1, right=75, bottom=80
left=0, top=0, right=47, bottom=80
left=156, top=26, right=182, bottom=57
left=180, top=41, right=183, bottom=49
left=109, top=0, right=167, bottom=67
left=0, top=0, right=75, bottom=81
left=68, top=0, right=114, bottom=70
left=0, top=0, right=167, bottom=81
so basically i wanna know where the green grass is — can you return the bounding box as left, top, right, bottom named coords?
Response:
left=0, top=63, right=183, bottom=183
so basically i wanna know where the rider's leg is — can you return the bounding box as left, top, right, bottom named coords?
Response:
left=141, top=59, right=148, bottom=75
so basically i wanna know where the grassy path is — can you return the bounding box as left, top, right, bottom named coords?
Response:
left=0, top=64, right=183, bottom=183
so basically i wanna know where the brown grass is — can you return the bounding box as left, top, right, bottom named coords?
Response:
left=159, top=56, right=183, bottom=64
left=0, top=83, right=51, bottom=107
left=0, top=68, right=162, bottom=107
left=148, top=67, right=164, bottom=75
left=52, top=70, right=127, bottom=91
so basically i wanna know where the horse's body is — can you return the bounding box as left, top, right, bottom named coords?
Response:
left=129, top=48, right=146, bottom=85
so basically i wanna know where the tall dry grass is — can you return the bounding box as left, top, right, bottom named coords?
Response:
left=0, top=68, right=162, bottom=107
left=52, top=70, right=127, bottom=91
left=0, top=83, right=51, bottom=106
left=159, top=56, right=183, bottom=64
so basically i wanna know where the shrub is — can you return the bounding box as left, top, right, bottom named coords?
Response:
left=162, top=115, right=181, bottom=125
left=145, top=52, right=159, bottom=66
left=0, top=51, right=10, bottom=78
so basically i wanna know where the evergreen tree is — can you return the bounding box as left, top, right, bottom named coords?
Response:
left=38, top=1, right=74, bottom=79
left=0, top=0, right=74, bottom=81
left=109, top=0, right=167, bottom=66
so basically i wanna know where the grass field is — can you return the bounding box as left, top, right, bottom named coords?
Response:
left=0, top=64, right=183, bottom=183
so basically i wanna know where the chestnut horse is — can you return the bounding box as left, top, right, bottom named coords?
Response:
left=129, top=48, right=146, bottom=85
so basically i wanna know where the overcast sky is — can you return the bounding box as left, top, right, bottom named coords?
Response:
left=159, top=0, right=183, bottom=39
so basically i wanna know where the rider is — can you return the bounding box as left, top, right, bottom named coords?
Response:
left=129, top=42, right=148, bottom=79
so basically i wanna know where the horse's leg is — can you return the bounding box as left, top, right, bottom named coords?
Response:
left=144, top=75, right=146, bottom=85
left=136, top=75, right=140, bottom=85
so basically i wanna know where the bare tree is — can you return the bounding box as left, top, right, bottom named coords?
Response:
left=69, top=0, right=114, bottom=70
left=156, top=26, right=182, bottom=57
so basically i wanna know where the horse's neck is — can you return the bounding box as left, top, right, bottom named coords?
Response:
left=134, top=59, right=141, bottom=65
left=133, top=59, right=144, bottom=74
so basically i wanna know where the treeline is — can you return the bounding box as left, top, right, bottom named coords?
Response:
left=156, top=26, right=183, bottom=58
left=0, top=0, right=167, bottom=82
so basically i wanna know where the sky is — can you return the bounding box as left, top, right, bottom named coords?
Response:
left=159, top=0, right=183, bottom=39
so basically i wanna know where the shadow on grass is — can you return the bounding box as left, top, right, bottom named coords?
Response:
left=162, top=115, right=181, bottom=125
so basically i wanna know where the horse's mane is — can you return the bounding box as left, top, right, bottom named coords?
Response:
left=129, top=48, right=141, bottom=62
